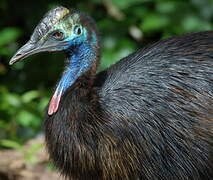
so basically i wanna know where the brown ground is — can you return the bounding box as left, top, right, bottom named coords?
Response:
left=0, top=137, right=63, bottom=180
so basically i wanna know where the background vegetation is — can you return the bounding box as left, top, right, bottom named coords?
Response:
left=0, top=0, right=213, bottom=149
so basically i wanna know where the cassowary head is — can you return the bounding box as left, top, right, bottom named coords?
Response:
left=10, top=6, right=99, bottom=64
left=10, top=6, right=100, bottom=115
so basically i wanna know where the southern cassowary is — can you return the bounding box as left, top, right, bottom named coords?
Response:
left=10, top=6, right=213, bottom=180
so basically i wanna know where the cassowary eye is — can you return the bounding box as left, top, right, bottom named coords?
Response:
left=52, top=31, right=64, bottom=40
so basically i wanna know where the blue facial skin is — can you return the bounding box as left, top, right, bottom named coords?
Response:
left=55, top=29, right=97, bottom=96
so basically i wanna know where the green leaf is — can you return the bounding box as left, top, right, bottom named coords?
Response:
left=46, top=162, right=57, bottom=171
left=156, top=1, right=177, bottom=14
left=3, top=93, right=21, bottom=108
left=0, top=46, right=13, bottom=56
left=0, top=120, right=7, bottom=128
left=141, top=13, right=169, bottom=32
left=103, top=36, right=117, bottom=49
left=0, top=27, right=22, bottom=46
left=181, top=15, right=212, bottom=32
left=16, top=110, right=39, bottom=127
left=37, top=97, right=49, bottom=112
left=0, top=139, right=23, bottom=151
left=22, top=90, right=40, bottom=103
left=111, top=0, right=151, bottom=9
left=25, top=143, right=43, bottom=163
left=27, top=143, right=43, bottom=155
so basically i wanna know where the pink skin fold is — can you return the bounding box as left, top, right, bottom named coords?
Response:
left=48, top=88, right=63, bottom=115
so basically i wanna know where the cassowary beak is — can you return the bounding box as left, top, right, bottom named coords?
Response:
left=9, top=41, right=56, bottom=65
left=9, top=41, right=36, bottom=65
left=9, top=41, right=53, bottom=65
left=9, top=40, right=67, bottom=65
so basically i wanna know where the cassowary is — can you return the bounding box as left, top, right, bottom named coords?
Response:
left=10, top=6, right=213, bottom=180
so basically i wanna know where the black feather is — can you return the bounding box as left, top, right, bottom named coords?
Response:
left=45, top=31, right=213, bottom=180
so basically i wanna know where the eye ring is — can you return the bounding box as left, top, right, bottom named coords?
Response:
left=73, top=25, right=82, bottom=35
left=52, top=31, right=64, bottom=40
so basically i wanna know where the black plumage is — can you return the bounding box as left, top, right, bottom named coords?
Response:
left=10, top=7, right=213, bottom=180
left=45, top=31, right=213, bottom=180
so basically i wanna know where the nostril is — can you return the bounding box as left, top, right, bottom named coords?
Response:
left=16, top=53, right=22, bottom=57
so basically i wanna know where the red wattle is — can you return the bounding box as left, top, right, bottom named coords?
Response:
left=48, top=92, right=62, bottom=115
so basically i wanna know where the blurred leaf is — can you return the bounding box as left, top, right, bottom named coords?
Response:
left=0, top=121, right=7, bottom=128
left=46, top=162, right=57, bottom=171
left=22, top=90, right=40, bottom=103
left=104, top=36, right=117, bottom=49
left=191, top=0, right=213, bottom=19
left=156, top=1, right=177, bottom=14
left=101, top=36, right=136, bottom=69
left=181, top=15, right=212, bottom=32
left=0, top=46, right=13, bottom=56
left=16, top=110, right=39, bottom=127
left=25, top=143, right=43, bottom=163
left=3, top=93, right=21, bottom=108
left=0, top=139, right=22, bottom=151
left=27, top=143, right=43, bottom=155
left=0, top=27, right=22, bottom=46
left=37, top=97, right=49, bottom=112
left=141, top=13, right=169, bottom=32
left=111, top=0, right=150, bottom=9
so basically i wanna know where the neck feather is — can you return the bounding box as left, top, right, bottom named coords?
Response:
left=60, top=42, right=98, bottom=90
left=48, top=40, right=99, bottom=115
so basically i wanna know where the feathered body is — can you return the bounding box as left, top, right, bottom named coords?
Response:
left=10, top=7, right=213, bottom=180
left=45, top=31, right=213, bottom=180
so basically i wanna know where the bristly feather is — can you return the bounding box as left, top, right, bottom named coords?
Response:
left=45, top=30, right=213, bottom=180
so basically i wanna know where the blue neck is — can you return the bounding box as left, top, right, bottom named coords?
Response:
left=56, top=42, right=97, bottom=95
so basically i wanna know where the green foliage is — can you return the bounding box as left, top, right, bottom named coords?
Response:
left=0, top=85, right=48, bottom=142
left=0, top=0, right=212, bottom=150
left=0, top=28, right=22, bottom=46
left=0, top=139, right=23, bottom=151
left=0, top=139, right=43, bottom=164
left=25, top=143, right=43, bottom=163
left=111, top=0, right=150, bottom=9
left=46, top=162, right=57, bottom=171
left=0, top=27, right=22, bottom=56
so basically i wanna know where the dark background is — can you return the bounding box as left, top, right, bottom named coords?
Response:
left=0, top=0, right=212, bottom=148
